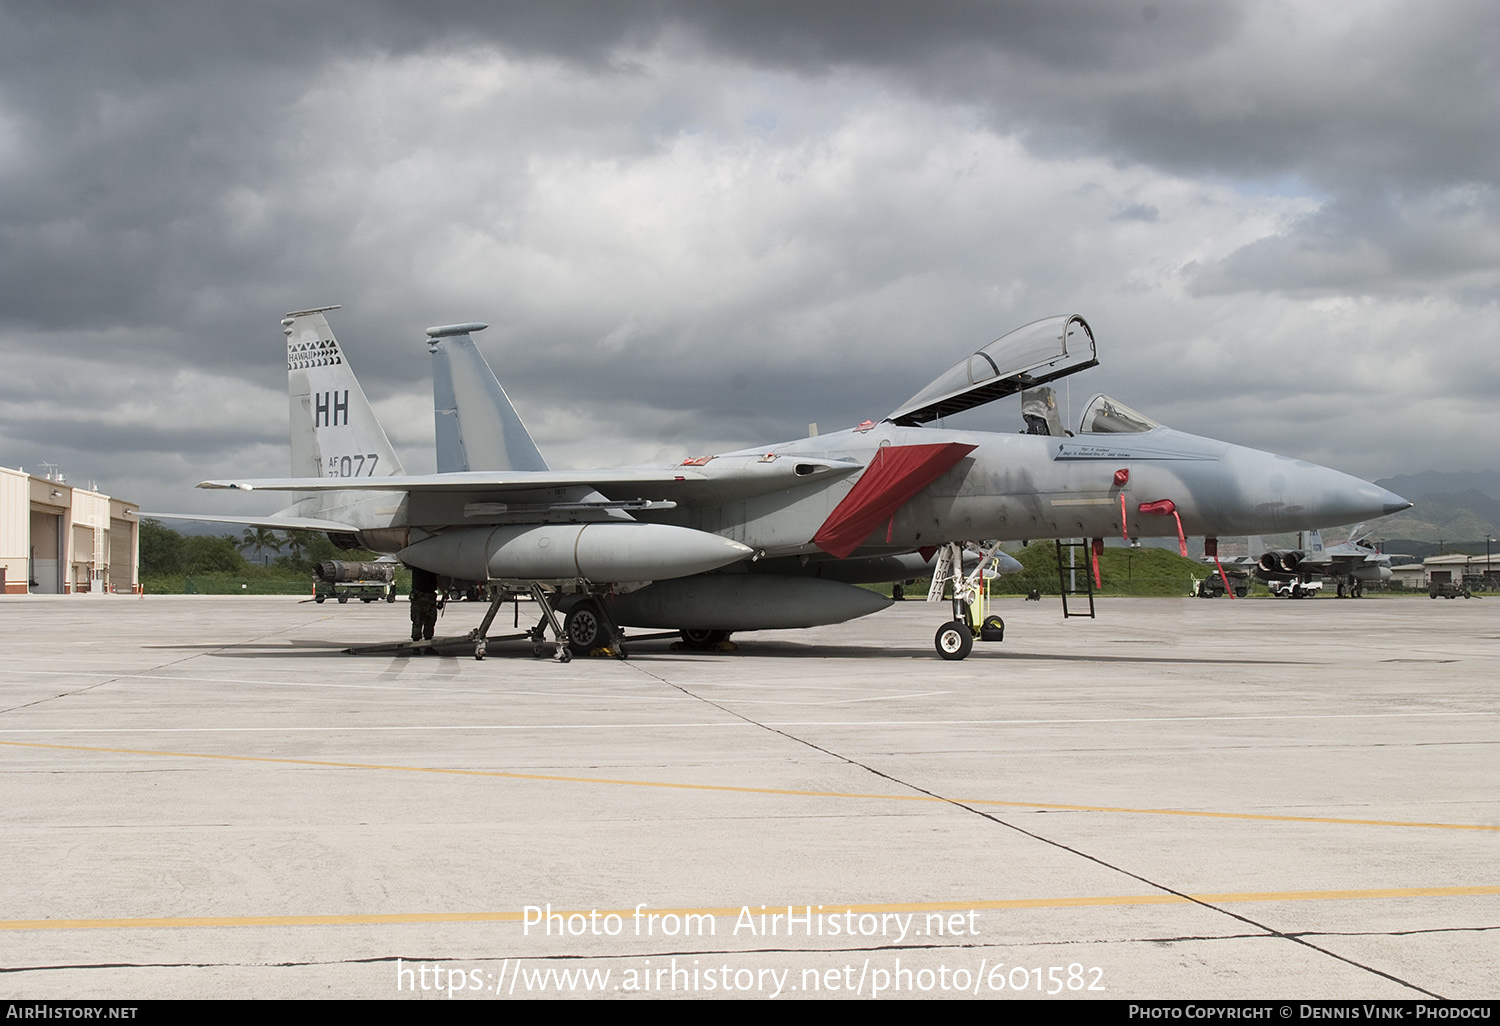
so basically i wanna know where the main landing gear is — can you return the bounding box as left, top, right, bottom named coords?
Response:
left=462, top=585, right=626, bottom=662
left=561, top=598, right=628, bottom=658
left=677, top=628, right=733, bottom=651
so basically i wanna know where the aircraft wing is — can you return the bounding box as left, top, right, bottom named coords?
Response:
left=199, top=469, right=707, bottom=493
left=136, top=510, right=363, bottom=533
left=1319, top=552, right=1391, bottom=573
left=198, top=456, right=862, bottom=502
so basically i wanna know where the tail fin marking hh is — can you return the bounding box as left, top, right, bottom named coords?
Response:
left=284, top=306, right=405, bottom=479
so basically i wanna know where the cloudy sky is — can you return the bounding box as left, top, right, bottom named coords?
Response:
left=1, top=0, right=1495, bottom=516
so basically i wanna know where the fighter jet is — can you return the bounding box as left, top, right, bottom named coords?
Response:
left=1255, top=525, right=1404, bottom=598
left=184, top=307, right=1411, bottom=659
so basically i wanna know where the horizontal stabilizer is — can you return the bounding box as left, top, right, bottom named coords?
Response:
left=135, top=511, right=361, bottom=533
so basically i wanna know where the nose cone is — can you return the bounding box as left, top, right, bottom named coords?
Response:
left=1208, top=446, right=1414, bottom=535
left=1333, top=480, right=1412, bottom=523
left=1378, top=488, right=1413, bottom=517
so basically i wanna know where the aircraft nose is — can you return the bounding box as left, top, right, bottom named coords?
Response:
left=1209, top=446, right=1415, bottom=534
left=1297, top=470, right=1411, bottom=527
left=1379, top=489, right=1413, bottom=516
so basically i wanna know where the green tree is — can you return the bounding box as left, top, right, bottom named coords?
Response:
left=239, top=527, right=284, bottom=563
left=182, top=534, right=249, bottom=574
left=138, top=518, right=185, bottom=575
left=281, top=530, right=318, bottom=565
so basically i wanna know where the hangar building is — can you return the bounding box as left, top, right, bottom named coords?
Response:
left=0, top=466, right=139, bottom=595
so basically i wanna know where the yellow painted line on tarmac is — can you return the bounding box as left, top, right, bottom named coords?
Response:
left=4, top=887, right=1497, bottom=931
left=3, top=739, right=1495, bottom=833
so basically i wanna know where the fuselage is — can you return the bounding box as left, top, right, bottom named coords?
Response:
left=623, top=422, right=1409, bottom=559
left=328, top=418, right=1407, bottom=570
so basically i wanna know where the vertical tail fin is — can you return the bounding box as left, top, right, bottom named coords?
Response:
left=284, top=306, right=404, bottom=479
left=1307, top=529, right=1324, bottom=555
left=426, top=323, right=548, bottom=473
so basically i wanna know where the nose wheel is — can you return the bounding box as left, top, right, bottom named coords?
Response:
left=934, top=620, right=973, bottom=660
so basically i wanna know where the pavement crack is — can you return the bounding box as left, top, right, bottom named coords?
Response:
left=0, top=620, right=326, bottom=717
left=625, top=660, right=1452, bottom=1001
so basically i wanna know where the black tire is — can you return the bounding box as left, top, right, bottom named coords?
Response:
left=564, top=601, right=610, bottom=654
left=892, top=583, right=904, bottom=602
left=935, top=620, right=973, bottom=660
left=980, top=614, right=1005, bottom=642
left=314, top=595, right=325, bottom=604
left=679, top=628, right=729, bottom=650
left=337, top=595, right=348, bottom=604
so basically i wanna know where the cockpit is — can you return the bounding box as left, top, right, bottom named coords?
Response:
left=886, top=314, right=1099, bottom=426
left=1077, top=394, right=1159, bottom=434
left=882, top=314, right=1163, bottom=438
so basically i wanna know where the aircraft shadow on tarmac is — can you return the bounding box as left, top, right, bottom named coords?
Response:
left=144, top=640, right=354, bottom=655
left=152, top=638, right=1300, bottom=665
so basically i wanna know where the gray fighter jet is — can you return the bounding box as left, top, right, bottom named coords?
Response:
left=184, top=308, right=1410, bottom=659
left=1255, top=525, right=1404, bottom=598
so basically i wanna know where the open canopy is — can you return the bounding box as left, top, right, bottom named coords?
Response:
left=886, top=313, right=1098, bottom=425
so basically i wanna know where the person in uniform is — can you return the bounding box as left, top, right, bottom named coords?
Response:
left=409, top=566, right=440, bottom=646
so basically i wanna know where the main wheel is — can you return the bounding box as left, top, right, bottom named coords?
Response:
left=679, top=628, right=729, bottom=650
left=935, top=621, right=973, bottom=660
left=564, top=601, right=610, bottom=654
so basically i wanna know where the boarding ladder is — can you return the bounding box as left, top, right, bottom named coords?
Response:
left=1054, top=539, right=1096, bottom=619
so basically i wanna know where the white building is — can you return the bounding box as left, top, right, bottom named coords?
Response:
left=0, top=466, right=139, bottom=595
left=1388, top=552, right=1498, bottom=590
left=1420, top=552, right=1498, bottom=588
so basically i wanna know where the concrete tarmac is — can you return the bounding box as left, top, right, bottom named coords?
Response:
left=0, top=593, right=1494, bottom=1000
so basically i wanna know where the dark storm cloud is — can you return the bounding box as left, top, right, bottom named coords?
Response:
left=1188, top=186, right=1500, bottom=298
left=636, top=0, right=1497, bottom=198
left=0, top=0, right=1494, bottom=511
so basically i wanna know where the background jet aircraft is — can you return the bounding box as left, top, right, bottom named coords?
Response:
left=1255, top=525, right=1404, bottom=598
left=188, top=309, right=1411, bottom=659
